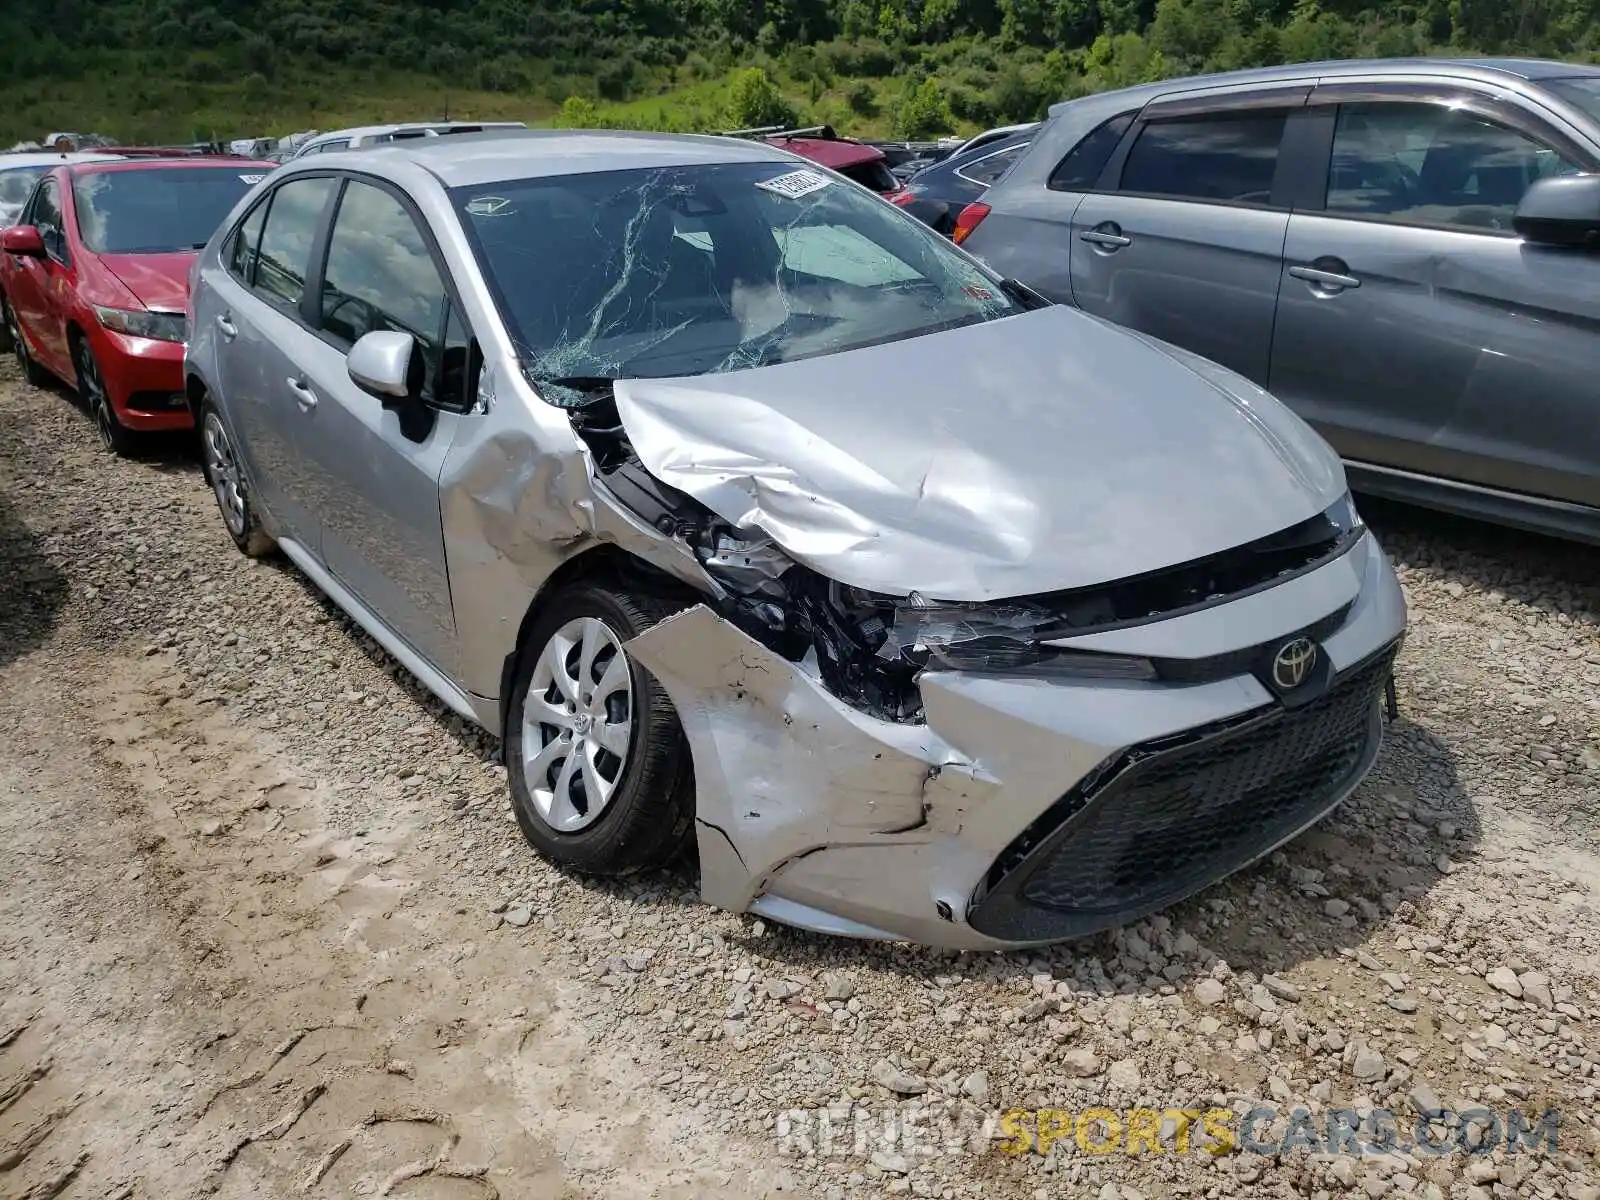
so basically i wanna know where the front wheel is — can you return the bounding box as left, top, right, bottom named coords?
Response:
left=199, top=396, right=275, bottom=557
left=74, top=335, right=132, bottom=455
left=505, top=583, right=694, bottom=876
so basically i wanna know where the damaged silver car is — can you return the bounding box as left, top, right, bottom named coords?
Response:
left=184, top=130, right=1407, bottom=949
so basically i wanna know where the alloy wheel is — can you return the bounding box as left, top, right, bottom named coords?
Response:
left=520, top=616, right=636, bottom=833
left=75, top=342, right=116, bottom=451
left=5, top=303, right=24, bottom=371
left=202, top=410, right=247, bottom=537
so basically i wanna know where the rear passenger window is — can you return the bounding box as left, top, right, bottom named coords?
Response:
left=1049, top=112, right=1135, bottom=191
left=226, top=201, right=267, bottom=284
left=1119, top=111, right=1288, bottom=205
left=253, top=176, right=335, bottom=310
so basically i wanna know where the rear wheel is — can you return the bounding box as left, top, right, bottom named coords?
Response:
left=505, top=583, right=694, bottom=876
left=199, top=396, right=274, bottom=557
left=73, top=334, right=131, bottom=455
left=4, top=297, right=49, bottom=387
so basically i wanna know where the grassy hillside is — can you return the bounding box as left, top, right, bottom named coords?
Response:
left=4, top=0, right=1599, bottom=147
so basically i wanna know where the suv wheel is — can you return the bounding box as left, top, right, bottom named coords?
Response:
left=5, top=298, right=49, bottom=387
left=506, top=583, right=694, bottom=876
left=199, top=397, right=274, bottom=557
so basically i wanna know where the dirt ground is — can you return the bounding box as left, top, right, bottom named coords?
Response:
left=2, top=358, right=1598, bottom=1200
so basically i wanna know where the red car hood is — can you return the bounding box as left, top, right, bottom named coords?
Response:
left=98, top=251, right=197, bottom=312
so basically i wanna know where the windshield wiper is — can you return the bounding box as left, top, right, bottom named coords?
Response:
left=539, top=375, right=618, bottom=392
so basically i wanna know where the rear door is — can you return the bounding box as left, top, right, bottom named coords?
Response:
left=290, top=175, right=467, bottom=674
left=1268, top=82, right=1600, bottom=507
left=1068, top=87, right=1309, bottom=383
left=204, top=173, right=340, bottom=546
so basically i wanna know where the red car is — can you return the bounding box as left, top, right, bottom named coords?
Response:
left=760, top=127, right=909, bottom=200
left=0, top=156, right=275, bottom=453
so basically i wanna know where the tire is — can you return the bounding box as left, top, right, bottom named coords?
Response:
left=4, top=297, right=49, bottom=388
left=506, top=583, right=694, bottom=876
left=73, top=334, right=132, bottom=455
left=198, top=396, right=275, bottom=557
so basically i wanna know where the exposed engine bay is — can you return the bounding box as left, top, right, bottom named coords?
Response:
left=562, top=380, right=1362, bottom=724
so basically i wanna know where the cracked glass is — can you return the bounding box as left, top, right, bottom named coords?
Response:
left=450, top=162, right=1018, bottom=406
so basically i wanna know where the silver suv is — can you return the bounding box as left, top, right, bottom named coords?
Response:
left=963, top=58, right=1600, bottom=544
left=184, top=131, right=1405, bottom=949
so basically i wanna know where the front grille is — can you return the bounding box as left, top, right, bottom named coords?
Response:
left=968, top=644, right=1397, bottom=943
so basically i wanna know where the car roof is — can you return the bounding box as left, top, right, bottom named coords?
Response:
left=1046, top=56, right=1600, bottom=116
left=309, top=120, right=525, bottom=142
left=69, top=157, right=277, bottom=176
left=764, top=135, right=885, bottom=169
left=0, top=151, right=123, bottom=169
left=296, top=128, right=800, bottom=188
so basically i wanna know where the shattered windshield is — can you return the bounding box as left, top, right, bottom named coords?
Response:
left=450, top=162, right=1018, bottom=400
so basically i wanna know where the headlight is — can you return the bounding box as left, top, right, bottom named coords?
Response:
left=873, top=590, right=1156, bottom=680
left=92, top=305, right=187, bottom=343
left=1324, top=491, right=1364, bottom=538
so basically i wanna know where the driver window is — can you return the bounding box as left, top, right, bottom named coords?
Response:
left=30, top=180, right=67, bottom=263
left=320, top=180, right=451, bottom=401
left=1326, top=102, right=1580, bottom=232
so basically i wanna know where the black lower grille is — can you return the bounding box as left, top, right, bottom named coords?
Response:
left=969, top=644, right=1397, bottom=943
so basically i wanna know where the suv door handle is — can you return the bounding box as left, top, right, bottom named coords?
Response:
left=1080, top=228, right=1132, bottom=249
left=1289, top=265, right=1361, bottom=290
left=286, top=377, right=318, bottom=412
left=215, top=314, right=237, bottom=340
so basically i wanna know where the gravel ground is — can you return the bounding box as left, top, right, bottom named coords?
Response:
left=1, top=357, right=1598, bottom=1200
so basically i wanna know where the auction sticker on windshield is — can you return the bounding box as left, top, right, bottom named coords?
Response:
left=239, top=174, right=267, bottom=185
left=755, top=169, right=832, bottom=200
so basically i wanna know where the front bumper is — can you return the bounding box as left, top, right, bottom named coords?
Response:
left=625, top=530, right=1407, bottom=950
left=94, top=328, right=190, bottom=431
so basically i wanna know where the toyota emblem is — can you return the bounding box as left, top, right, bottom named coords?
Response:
left=1271, top=637, right=1318, bottom=691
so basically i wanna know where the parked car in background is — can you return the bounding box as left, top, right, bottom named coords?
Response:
left=185, top=131, right=1403, bottom=950
left=891, top=125, right=1037, bottom=236
left=737, top=126, right=909, bottom=198
left=0, top=155, right=275, bottom=452
left=947, top=122, right=1038, bottom=162
left=0, top=151, right=123, bottom=228
left=963, top=58, right=1600, bottom=545
left=291, top=121, right=527, bottom=158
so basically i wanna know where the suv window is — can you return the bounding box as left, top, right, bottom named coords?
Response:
left=957, top=144, right=1027, bottom=187
left=1049, top=111, right=1136, bottom=191
left=1119, top=111, right=1288, bottom=205
left=253, top=176, right=336, bottom=310
left=227, top=199, right=268, bottom=283
left=320, top=180, right=462, bottom=406
left=29, top=179, right=68, bottom=262
left=309, top=140, right=349, bottom=155
left=1326, top=102, right=1580, bottom=232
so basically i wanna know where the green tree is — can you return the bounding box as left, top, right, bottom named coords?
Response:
left=892, top=76, right=955, bottom=137
left=724, top=66, right=798, bottom=127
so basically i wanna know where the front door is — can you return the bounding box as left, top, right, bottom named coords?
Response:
left=9, top=177, right=74, bottom=377
left=1269, top=93, right=1600, bottom=507
left=292, top=177, right=467, bottom=675
left=1069, top=101, right=1300, bottom=383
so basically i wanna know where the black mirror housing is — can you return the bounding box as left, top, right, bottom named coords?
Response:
left=1514, top=173, right=1600, bottom=249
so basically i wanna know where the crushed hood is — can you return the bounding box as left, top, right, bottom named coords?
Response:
left=98, top=251, right=196, bottom=313
left=612, top=306, right=1345, bottom=601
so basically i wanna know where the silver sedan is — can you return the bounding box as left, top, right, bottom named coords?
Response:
left=183, top=130, right=1407, bottom=949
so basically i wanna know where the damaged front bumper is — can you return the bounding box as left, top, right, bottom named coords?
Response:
left=626, top=530, right=1406, bottom=950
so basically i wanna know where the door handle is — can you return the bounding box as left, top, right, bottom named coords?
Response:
left=216, top=314, right=237, bottom=340
left=1289, top=265, right=1361, bottom=290
left=1080, top=229, right=1132, bottom=249
left=286, top=377, right=318, bottom=412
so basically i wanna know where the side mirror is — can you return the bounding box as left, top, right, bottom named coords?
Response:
left=1, top=225, right=46, bottom=257
left=1514, top=174, right=1600, bottom=249
left=347, top=330, right=421, bottom=404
